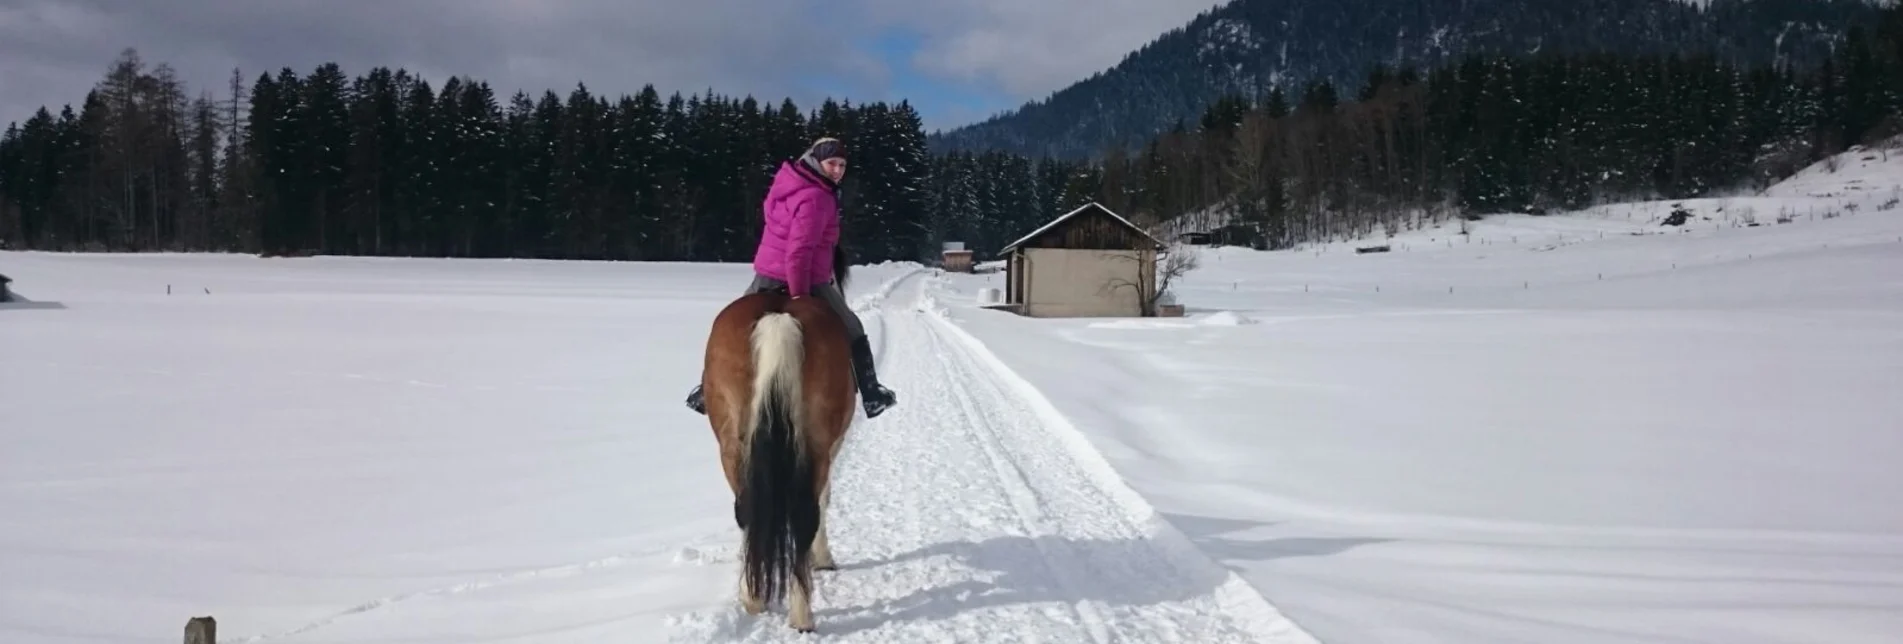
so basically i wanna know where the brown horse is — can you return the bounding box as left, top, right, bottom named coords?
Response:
left=699, top=253, right=857, bottom=632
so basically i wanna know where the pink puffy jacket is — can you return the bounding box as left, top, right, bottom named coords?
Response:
left=750, top=160, right=839, bottom=297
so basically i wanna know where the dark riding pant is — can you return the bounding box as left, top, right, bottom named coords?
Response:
left=743, top=274, right=865, bottom=340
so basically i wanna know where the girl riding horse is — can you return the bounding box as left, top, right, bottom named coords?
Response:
left=686, top=137, right=898, bottom=419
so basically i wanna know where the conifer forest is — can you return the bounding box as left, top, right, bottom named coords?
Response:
left=1, top=6, right=1898, bottom=261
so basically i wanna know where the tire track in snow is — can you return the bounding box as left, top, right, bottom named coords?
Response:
left=223, top=540, right=714, bottom=643
left=923, top=301, right=1115, bottom=643
left=848, top=264, right=922, bottom=367
left=667, top=270, right=1320, bottom=643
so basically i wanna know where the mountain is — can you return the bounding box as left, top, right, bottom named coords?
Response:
left=927, top=0, right=1889, bottom=160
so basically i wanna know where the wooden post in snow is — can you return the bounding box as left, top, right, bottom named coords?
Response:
left=184, top=616, right=215, bottom=644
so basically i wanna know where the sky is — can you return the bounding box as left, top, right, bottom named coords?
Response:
left=0, top=0, right=1228, bottom=135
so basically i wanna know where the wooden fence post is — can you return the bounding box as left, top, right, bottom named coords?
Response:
left=184, top=616, right=216, bottom=644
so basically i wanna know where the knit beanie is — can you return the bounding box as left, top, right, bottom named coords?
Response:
left=803, top=137, right=846, bottom=164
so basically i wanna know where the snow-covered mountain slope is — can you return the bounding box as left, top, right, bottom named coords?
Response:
left=929, top=0, right=1881, bottom=159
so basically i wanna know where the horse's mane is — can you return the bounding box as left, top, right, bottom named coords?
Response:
left=832, top=244, right=850, bottom=293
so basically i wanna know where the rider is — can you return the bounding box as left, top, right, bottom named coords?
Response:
left=685, top=137, right=899, bottom=419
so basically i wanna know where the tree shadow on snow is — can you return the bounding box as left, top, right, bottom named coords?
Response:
left=1161, top=511, right=1392, bottom=571
left=814, top=525, right=1386, bottom=636
left=0, top=291, right=66, bottom=310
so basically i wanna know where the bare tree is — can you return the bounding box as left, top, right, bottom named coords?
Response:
left=1225, top=112, right=1273, bottom=235
left=1097, top=242, right=1203, bottom=316
left=1151, top=242, right=1202, bottom=314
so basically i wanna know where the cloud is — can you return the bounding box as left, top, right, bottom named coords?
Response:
left=0, top=0, right=1223, bottom=132
left=0, top=0, right=859, bottom=126
left=853, top=0, right=1227, bottom=99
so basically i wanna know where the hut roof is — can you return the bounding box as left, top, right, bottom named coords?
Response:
left=1000, top=202, right=1165, bottom=254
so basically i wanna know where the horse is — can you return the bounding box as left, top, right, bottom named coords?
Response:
left=698, top=247, right=857, bottom=632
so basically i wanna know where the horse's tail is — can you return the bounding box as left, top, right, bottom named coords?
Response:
left=833, top=244, right=850, bottom=293
left=739, top=310, right=819, bottom=607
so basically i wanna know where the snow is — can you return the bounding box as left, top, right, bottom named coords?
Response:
left=674, top=272, right=1312, bottom=642
left=923, top=144, right=1903, bottom=643
left=2, top=143, right=1900, bottom=643
left=0, top=255, right=1308, bottom=642
left=0, top=257, right=799, bottom=643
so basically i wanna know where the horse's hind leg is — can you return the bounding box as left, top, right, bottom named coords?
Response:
left=738, top=558, right=765, bottom=615
left=810, top=436, right=845, bottom=571
left=789, top=557, right=815, bottom=632
left=788, top=464, right=824, bottom=632
left=811, top=485, right=833, bottom=570
left=733, top=494, right=766, bottom=612
left=718, top=433, right=762, bottom=614
left=736, top=513, right=765, bottom=615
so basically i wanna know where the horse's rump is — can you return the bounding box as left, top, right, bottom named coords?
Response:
left=702, top=292, right=854, bottom=440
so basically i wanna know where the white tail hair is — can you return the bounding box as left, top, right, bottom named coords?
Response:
left=745, top=312, right=806, bottom=452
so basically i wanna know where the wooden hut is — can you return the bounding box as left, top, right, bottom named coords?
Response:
left=999, top=202, right=1166, bottom=317
left=940, top=241, right=975, bottom=272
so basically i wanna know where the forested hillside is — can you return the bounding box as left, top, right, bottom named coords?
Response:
left=1083, top=8, right=1903, bottom=249
left=928, top=0, right=1888, bottom=161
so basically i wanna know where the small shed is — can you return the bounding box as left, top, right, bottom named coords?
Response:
left=999, top=202, right=1166, bottom=317
left=940, top=241, right=975, bottom=273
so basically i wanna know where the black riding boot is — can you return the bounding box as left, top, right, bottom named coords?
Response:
left=686, top=382, right=706, bottom=415
left=849, top=336, right=897, bottom=418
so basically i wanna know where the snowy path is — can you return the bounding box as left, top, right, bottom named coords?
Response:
left=665, top=269, right=1318, bottom=642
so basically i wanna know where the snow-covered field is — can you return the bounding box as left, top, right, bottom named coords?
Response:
left=0, top=255, right=1308, bottom=643
left=2, top=144, right=1899, bottom=643
left=929, top=145, right=1903, bottom=643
